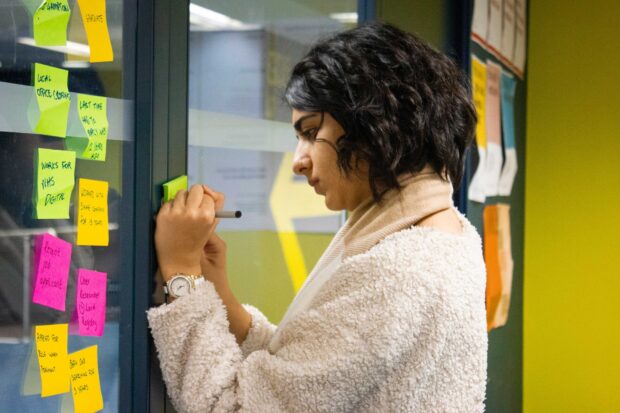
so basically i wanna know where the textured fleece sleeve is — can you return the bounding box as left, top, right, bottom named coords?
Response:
left=239, top=304, right=276, bottom=358
left=147, top=254, right=436, bottom=413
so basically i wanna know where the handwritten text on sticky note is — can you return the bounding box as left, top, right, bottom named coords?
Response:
left=77, top=269, right=107, bottom=337
left=69, top=345, right=104, bottom=413
left=78, top=94, right=108, bottom=161
left=34, top=63, right=71, bottom=138
left=35, top=148, right=76, bottom=219
left=76, top=179, right=109, bottom=246
left=32, top=233, right=72, bottom=311
left=77, top=0, right=113, bottom=63
left=36, top=324, right=70, bottom=397
left=33, top=0, right=71, bottom=46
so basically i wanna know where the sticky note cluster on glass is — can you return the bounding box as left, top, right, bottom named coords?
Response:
left=35, top=324, right=104, bottom=412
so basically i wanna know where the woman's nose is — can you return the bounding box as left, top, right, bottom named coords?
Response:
left=292, top=140, right=311, bottom=175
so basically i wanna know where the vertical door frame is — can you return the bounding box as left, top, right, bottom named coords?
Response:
left=132, top=0, right=189, bottom=411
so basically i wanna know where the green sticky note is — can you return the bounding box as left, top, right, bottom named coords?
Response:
left=163, top=175, right=188, bottom=202
left=78, top=94, right=108, bottom=161
left=33, top=0, right=71, bottom=46
left=34, top=63, right=71, bottom=138
left=35, top=148, right=76, bottom=219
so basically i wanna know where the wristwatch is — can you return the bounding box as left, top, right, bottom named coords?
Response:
left=163, top=274, right=205, bottom=300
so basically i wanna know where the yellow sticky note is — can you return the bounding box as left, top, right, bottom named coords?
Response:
left=163, top=175, right=188, bottom=202
left=78, top=94, right=108, bottom=161
left=35, top=148, right=76, bottom=219
left=69, top=345, right=104, bottom=413
left=33, top=0, right=71, bottom=46
left=34, top=63, right=71, bottom=138
left=77, top=0, right=113, bottom=63
left=471, top=56, right=487, bottom=148
left=76, top=179, right=109, bottom=246
left=35, top=324, right=70, bottom=397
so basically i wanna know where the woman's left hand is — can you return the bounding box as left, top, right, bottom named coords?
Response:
left=155, top=184, right=217, bottom=281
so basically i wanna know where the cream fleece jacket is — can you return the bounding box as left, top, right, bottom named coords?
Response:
left=147, top=214, right=487, bottom=412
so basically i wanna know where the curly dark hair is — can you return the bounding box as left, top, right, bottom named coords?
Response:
left=284, top=21, right=476, bottom=202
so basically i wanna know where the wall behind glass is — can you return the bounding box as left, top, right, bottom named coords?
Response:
left=187, top=0, right=356, bottom=322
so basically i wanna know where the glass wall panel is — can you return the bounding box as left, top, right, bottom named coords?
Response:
left=0, top=1, right=135, bottom=411
left=187, top=1, right=356, bottom=322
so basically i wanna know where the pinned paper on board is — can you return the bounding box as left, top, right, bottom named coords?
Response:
left=486, top=0, right=503, bottom=52
left=35, top=148, right=76, bottom=219
left=78, top=94, right=108, bottom=161
left=76, top=269, right=107, bottom=337
left=35, top=324, right=70, bottom=397
left=68, top=345, right=104, bottom=413
left=513, top=0, right=527, bottom=72
left=32, top=233, right=72, bottom=311
left=500, top=0, right=516, bottom=60
left=33, top=0, right=71, bottom=46
left=77, top=0, right=113, bottom=63
left=76, top=179, right=109, bottom=246
left=163, top=175, right=188, bottom=202
left=34, top=63, right=71, bottom=138
left=498, top=71, right=518, bottom=196
left=484, top=204, right=514, bottom=330
left=484, top=60, right=503, bottom=197
left=471, top=0, right=489, bottom=41
left=468, top=56, right=487, bottom=203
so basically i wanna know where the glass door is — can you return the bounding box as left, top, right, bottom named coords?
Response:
left=0, top=0, right=136, bottom=411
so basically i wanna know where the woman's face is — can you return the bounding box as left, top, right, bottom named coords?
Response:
left=291, top=109, right=372, bottom=212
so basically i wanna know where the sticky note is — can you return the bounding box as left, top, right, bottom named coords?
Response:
left=163, top=175, right=188, bottom=202
left=69, top=345, right=104, bottom=413
left=77, top=0, right=113, bottom=63
left=76, top=179, right=109, bottom=246
left=33, top=0, right=71, bottom=46
left=471, top=57, right=487, bottom=149
left=34, top=63, right=71, bottom=138
left=78, top=94, right=108, bottom=161
left=32, top=233, right=72, bottom=311
left=36, top=324, right=70, bottom=397
left=35, top=148, right=76, bottom=219
left=76, top=269, right=107, bottom=337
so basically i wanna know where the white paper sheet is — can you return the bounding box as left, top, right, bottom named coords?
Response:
left=513, top=0, right=527, bottom=72
left=500, top=0, right=516, bottom=60
left=468, top=147, right=487, bottom=203
left=472, top=0, right=489, bottom=41
left=487, top=0, right=503, bottom=52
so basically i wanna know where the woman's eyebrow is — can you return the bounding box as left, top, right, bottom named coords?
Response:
left=293, top=114, right=319, bottom=131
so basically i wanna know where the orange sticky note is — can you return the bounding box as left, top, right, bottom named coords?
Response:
left=76, top=179, right=109, bottom=246
left=77, top=0, right=113, bottom=62
left=36, top=324, right=70, bottom=397
left=69, top=345, right=104, bottom=413
left=483, top=204, right=501, bottom=331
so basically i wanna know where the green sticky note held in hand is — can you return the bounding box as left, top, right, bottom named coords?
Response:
left=34, top=63, right=71, bottom=138
left=162, top=175, right=188, bottom=202
left=33, top=0, right=71, bottom=46
left=78, top=94, right=108, bottom=161
left=35, top=148, right=76, bottom=219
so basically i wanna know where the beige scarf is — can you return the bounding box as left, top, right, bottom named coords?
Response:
left=272, top=166, right=454, bottom=346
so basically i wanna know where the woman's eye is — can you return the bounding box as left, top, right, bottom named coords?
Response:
left=302, top=129, right=317, bottom=140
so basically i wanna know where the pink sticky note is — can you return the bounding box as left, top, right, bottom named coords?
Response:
left=32, top=233, right=72, bottom=311
left=76, top=269, right=107, bottom=337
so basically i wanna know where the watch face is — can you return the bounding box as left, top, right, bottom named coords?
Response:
left=170, top=277, right=192, bottom=297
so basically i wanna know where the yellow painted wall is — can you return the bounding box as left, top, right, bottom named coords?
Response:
left=524, top=1, right=620, bottom=411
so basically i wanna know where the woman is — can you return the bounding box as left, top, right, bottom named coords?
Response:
left=149, top=22, right=487, bottom=412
